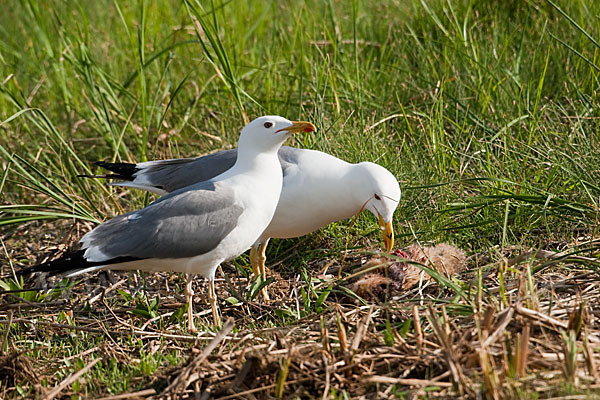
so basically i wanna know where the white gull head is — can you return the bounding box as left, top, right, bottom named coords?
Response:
left=356, top=162, right=401, bottom=251
left=238, top=115, right=316, bottom=154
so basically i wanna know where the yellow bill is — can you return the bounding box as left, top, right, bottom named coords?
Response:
left=378, top=214, right=394, bottom=252
left=277, top=121, right=316, bottom=134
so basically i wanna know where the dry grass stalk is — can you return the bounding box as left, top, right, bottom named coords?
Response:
left=481, top=305, right=496, bottom=334
left=516, top=305, right=569, bottom=331
left=42, top=357, right=101, bottom=400
left=427, top=304, right=467, bottom=396
left=321, top=354, right=331, bottom=400
left=518, top=324, right=530, bottom=377
left=568, top=302, right=587, bottom=339
left=350, top=305, right=373, bottom=352
left=477, top=342, right=499, bottom=400
left=583, top=330, right=597, bottom=379
left=562, top=330, right=578, bottom=384
left=336, top=311, right=348, bottom=355
left=320, top=315, right=331, bottom=356
left=483, top=308, right=514, bottom=347
left=365, top=376, right=453, bottom=387
left=159, top=318, right=235, bottom=399
left=413, top=305, right=423, bottom=349
left=0, top=310, right=12, bottom=354
left=94, top=388, right=157, bottom=400
left=274, top=344, right=295, bottom=398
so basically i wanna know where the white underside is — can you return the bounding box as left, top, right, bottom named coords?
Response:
left=110, top=181, right=167, bottom=196
left=67, top=253, right=224, bottom=279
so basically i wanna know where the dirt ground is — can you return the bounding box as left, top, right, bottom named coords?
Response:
left=2, top=222, right=600, bottom=399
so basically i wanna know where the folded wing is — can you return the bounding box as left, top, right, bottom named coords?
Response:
left=82, top=181, right=244, bottom=262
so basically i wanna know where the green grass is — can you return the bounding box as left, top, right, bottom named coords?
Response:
left=1, top=0, right=600, bottom=397
left=2, top=0, right=599, bottom=248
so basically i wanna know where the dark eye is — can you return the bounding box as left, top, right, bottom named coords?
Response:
left=264, top=122, right=273, bottom=128
left=374, top=194, right=381, bottom=200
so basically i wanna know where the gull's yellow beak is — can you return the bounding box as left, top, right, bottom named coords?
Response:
left=277, top=121, right=316, bottom=134
left=378, top=214, right=394, bottom=253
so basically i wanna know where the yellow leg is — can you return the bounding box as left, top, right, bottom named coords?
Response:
left=185, top=275, right=196, bottom=332
left=257, top=241, right=270, bottom=301
left=249, top=246, right=260, bottom=279
left=208, top=277, right=221, bottom=327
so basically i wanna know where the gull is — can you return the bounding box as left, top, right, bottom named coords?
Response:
left=88, top=146, right=401, bottom=301
left=21, top=116, right=316, bottom=329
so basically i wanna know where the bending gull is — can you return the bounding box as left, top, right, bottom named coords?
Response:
left=21, top=116, right=316, bottom=329
left=89, top=146, right=400, bottom=301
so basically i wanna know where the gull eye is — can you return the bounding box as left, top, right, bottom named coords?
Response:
left=264, top=122, right=273, bottom=128
left=374, top=194, right=381, bottom=200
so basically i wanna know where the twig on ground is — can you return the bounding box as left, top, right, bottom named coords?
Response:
left=159, top=318, right=235, bottom=398
left=365, top=376, right=453, bottom=387
left=482, top=307, right=514, bottom=347
left=1, top=310, right=12, bottom=354
left=42, top=357, right=101, bottom=400
left=94, top=388, right=157, bottom=400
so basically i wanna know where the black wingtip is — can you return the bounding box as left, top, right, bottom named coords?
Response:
left=18, top=250, right=89, bottom=277
left=93, top=161, right=139, bottom=181
left=76, top=173, right=128, bottom=179
left=18, top=250, right=144, bottom=277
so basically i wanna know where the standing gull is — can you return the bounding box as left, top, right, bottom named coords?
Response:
left=22, top=116, right=316, bottom=329
left=88, top=147, right=400, bottom=300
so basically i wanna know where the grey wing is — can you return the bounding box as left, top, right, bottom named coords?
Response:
left=133, top=149, right=239, bottom=192
left=81, top=181, right=243, bottom=261
left=277, top=146, right=302, bottom=178
left=109, top=146, right=301, bottom=193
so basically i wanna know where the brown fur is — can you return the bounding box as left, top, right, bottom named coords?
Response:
left=352, top=273, right=391, bottom=300
left=351, top=243, right=466, bottom=301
